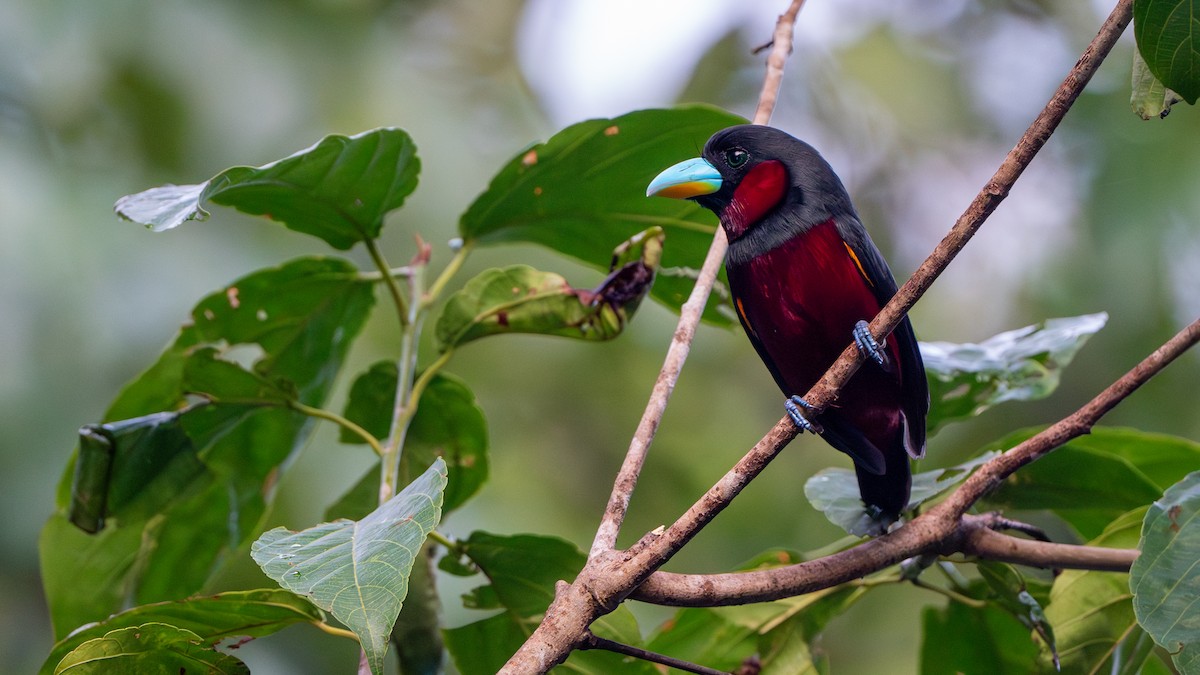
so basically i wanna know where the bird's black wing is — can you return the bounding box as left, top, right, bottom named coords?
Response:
left=835, top=215, right=929, bottom=459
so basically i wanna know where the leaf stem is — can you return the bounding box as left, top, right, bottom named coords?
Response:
left=312, top=621, right=360, bottom=641
left=428, top=529, right=456, bottom=551
left=365, top=237, right=410, bottom=327
left=380, top=254, right=426, bottom=503
left=909, top=578, right=988, bottom=609
left=290, top=401, right=386, bottom=457
left=424, top=241, right=472, bottom=308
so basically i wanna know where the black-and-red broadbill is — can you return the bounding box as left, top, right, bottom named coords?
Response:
left=647, top=124, right=928, bottom=531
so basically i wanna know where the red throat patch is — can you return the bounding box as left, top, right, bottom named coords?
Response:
left=720, top=160, right=788, bottom=239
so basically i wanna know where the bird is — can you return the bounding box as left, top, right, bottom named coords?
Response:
left=647, top=124, right=928, bottom=532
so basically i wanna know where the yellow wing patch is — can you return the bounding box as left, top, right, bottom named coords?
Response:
left=843, top=242, right=875, bottom=288
left=735, top=297, right=757, bottom=337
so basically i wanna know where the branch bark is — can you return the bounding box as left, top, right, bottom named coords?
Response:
left=504, top=0, right=1146, bottom=671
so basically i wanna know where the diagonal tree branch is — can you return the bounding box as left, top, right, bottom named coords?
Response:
left=589, top=0, right=806, bottom=558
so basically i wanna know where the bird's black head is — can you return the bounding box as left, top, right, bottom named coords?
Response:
left=648, top=124, right=858, bottom=260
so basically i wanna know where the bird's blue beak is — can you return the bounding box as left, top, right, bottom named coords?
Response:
left=646, top=157, right=722, bottom=199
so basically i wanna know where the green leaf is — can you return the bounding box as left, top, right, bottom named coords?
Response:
left=251, top=458, right=447, bottom=675
left=443, top=532, right=653, bottom=674
left=391, top=544, right=444, bottom=675
left=52, top=623, right=248, bottom=675
left=42, top=257, right=375, bottom=638
left=922, top=313, right=1107, bottom=432
left=1131, top=471, right=1200, bottom=674
left=1133, top=0, right=1200, bottom=104
left=980, top=426, right=1198, bottom=539
left=335, top=364, right=488, bottom=516
left=115, top=128, right=420, bottom=249
left=919, top=585, right=1045, bottom=675
left=1044, top=508, right=1150, bottom=673
left=459, top=106, right=746, bottom=325
left=436, top=226, right=663, bottom=351
left=805, top=452, right=996, bottom=537
left=181, top=347, right=298, bottom=404
left=1132, top=48, right=1184, bottom=119
left=976, top=562, right=1057, bottom=667
left=41, top=589, right=323, bottom=675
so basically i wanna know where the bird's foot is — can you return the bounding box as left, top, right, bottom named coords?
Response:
left=784, top=395, right=824, bottom=434
left=853, top=320, right=889, bottom=369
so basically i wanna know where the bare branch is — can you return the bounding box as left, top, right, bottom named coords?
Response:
left=589, top=0, right=806, bottom=558
left=961, top=527, right=1138, bottom=573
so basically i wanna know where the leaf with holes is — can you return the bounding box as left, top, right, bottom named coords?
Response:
left=251, top=459, right=446, bottom=675
left=460, top=106, right=745, bottom=324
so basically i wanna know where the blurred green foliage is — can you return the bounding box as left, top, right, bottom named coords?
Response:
left=5, top=0, right=1200, bottom=673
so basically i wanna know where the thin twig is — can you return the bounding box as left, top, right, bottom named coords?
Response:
left=588, top=0, right=806, bottom=559
left=580, top=632, right=731, bottom=675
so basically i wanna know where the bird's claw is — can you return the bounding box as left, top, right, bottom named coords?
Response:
left=785, top=395, right=824, bottom=434
left=853, top=320, right=889, bottom=368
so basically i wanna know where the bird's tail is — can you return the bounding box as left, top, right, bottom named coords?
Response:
left=853, top=438, right=912, bottom=526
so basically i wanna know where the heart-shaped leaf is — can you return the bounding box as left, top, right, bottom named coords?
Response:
left=1131, top=471, right=1200, bottom=674
left=115, top=128, right=420, bottom=249
left=251, top=458, right=447, bottom=675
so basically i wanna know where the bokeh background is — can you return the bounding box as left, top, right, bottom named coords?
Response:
left=4, top=0, right=1198, bottom=672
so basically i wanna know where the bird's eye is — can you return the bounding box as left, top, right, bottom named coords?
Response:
left=724, top=148, right=749, bottom=168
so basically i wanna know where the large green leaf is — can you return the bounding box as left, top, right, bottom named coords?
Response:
left=442, top=532, right=654, bottom=674
left=1044, top=508, right=1153, bottom=673
left=334, top=363, right=488, bottom=516
left=251, top=458, right=447, bottom=675
left=1131, top=471, right=1200, bottom=674
left=919, top=584, right=1046, bottom=675
left=459, top=106, right=745, bottom=324
left=980, top=426, right=1200, bottom=539
left=41, top=257, right=375, bottom=638
left=922, top=313, right=1107, bottom=432
left=115, top=128, right=420, bottom=249
left=52, top=623, right=248, bottom=675
left=805, top=452, right=997, bottom=537
left=41, top=589, right=322, bottom=675
left=1134, top=0, right=1200, bottom=104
